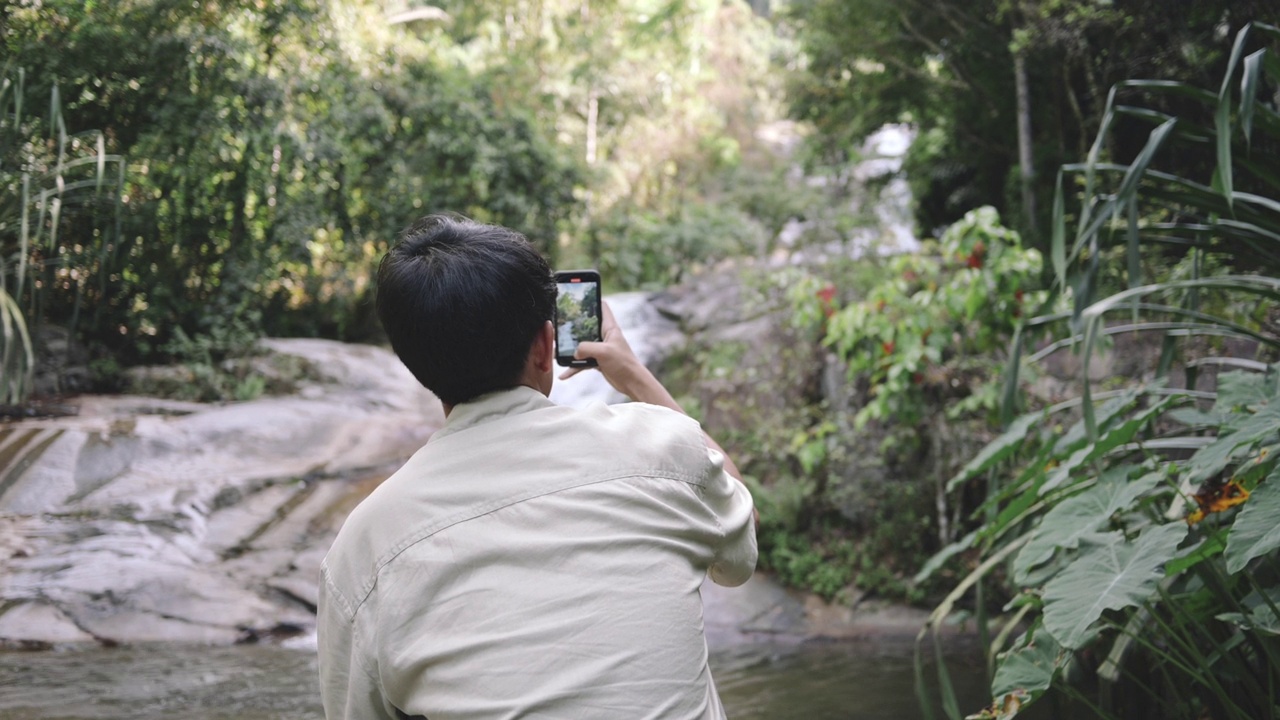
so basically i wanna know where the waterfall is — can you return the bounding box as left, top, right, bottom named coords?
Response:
left=548, top=291, right=684, bottom=408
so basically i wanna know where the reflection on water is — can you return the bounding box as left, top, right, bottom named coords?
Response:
left=0, top=645, right=321, bottom=720
left=0, top=639, right=991, bottom=720
left=714, top=639, right=987, bottom=720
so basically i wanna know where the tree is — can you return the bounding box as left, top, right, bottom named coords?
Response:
left=3, top=0, right=584, bottom=371
left=783, top=0, right=1280, bottom=244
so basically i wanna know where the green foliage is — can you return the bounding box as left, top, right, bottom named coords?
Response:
left=917, top=22, right=1280, bottom=720
left=804, top=206, right=1044, bottom=429
left=663, top=263, right=950, bottom=604
left=783, top=0, right=1276, bottom=243
left=3, top=1, right=586, bottom=378
left=1225, top=467, right=1280, bottom=574
left=587, top=201, right=769, bottom=290
left=0, top=284, right=33, bottom=403
left=3, top=0, right=802, bottom=386
left=1, top=65, right=124, bottom=404
left=556, top=282, right=601, bottom=344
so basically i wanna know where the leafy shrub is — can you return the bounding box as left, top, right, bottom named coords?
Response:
left=1, top=69, right=123, bottom=403
left=4, top=4, right=584, bottom=381
left=794, top=206, right=1045, bottom=430
left=589, top=201, right=768, bottom=290
left=918, top=22, right=1280, bottom=720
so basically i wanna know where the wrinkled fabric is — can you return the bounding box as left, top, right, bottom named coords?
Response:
left=319, top=386, right=757, bottom=720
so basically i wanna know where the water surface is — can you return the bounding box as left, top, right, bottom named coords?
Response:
left=0, top=639, right=988, bottom=720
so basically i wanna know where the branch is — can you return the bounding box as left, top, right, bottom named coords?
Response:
left=896, top=10, right=991, bottom=100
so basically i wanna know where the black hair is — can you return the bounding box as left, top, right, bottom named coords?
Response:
left=376, top=214, right=557, bottom=406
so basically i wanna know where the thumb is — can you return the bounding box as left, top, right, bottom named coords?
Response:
left=559, top=366, right=585, bottom=380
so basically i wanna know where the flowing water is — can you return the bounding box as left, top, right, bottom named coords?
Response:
left=0, top=639, right=989, bottom=719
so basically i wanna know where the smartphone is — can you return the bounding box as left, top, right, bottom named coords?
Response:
left=554, top=269, right=602, bottom=367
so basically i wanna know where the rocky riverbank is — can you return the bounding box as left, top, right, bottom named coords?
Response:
left=1, top=296, right=934, bottom=651
left=0, top=338, right=444, bottom=647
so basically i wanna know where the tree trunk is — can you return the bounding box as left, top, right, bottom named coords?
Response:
left=1015, top=51, right=1037, bottom=237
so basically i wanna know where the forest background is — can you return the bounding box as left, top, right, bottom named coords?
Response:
left=4, top=1, right=1280, bottom=718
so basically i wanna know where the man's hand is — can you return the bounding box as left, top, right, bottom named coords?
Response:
left=560, top=300, right=747, bottom=489
left=559, top=301, right=663, bottom=404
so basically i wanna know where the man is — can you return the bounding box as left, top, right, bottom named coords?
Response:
left=317, top=214, right=757, bottom=719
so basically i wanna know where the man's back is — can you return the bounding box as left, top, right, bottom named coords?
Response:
left=318, top=387, right=757, bottom=719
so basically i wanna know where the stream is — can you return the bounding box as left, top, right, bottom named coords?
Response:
left=0, top=639, right=988, bottom=719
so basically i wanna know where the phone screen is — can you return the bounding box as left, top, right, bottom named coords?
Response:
left=554, top=270, right=602, bottom=367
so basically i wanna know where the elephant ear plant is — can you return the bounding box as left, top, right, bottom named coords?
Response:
left=0, top=68, right=124, bottom=407
left=915, top=21, right=1280, bottom=720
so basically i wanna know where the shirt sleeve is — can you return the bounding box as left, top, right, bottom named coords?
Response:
left=702, top=445, right=758, bottom=587
left=317, top=569, right=399, bottom=720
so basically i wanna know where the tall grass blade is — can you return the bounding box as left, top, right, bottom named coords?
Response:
left=1078, top=88, right=1118, bottom=244
left=999, top=324, right=1024, bottom=427
left=1116, top=118, right=1178, bottom=205
left=1086, top=276, right=1280, bottom=318
left=1215, top=25, right=1253, bottom=211
left=1241, top=49, right=1266, bottom=146
left=1051, top=170, right=1066, bottom=288
left=18, top=174, right=30, bottom=301
left=0, top=289, right=34, bottom=404
left=1081, top=315, right=1100, bottom=438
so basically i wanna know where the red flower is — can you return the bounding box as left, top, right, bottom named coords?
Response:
left=966, top=240, right=986, bottom=269
left=875, top=298, right=887, bottom=312
left=816, top=284, right=837, bottom=317
left=881, top=341, right=895, bottom=355
left=1015, top=289, right=1024, bottom=302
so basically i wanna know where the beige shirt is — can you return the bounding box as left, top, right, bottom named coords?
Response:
left=318, top=386, right=757, bottom=720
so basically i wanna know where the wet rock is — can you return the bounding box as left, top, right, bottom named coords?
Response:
left=0, top=602, right=94, bottom=645
left=0, top=339, right=443, bottom=648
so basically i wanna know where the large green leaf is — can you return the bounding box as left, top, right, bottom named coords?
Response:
left=1165, top=529, right=1228, bottom=577
left=1216, top=586, right=1280, bottom=636
left=1225, top=466, right=1280, bottom=573
left=1042, top=522, right=1189, bottom=649
left=1040, top=398, right=1171, bottom=496
left=1015, top=467, right=1159, bottom=582
left=1182, top=403, right=1280, bottom=485
left=1215, top=367, right=1280, bottom=411
left=914, top=530, right=977, bottom=584
left=988, top=625, right=1062, bottom=714
left=946, top=411, right=1043, bottom=493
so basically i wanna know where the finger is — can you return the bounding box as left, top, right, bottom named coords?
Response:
left=599, top=300, right=620, bottom=338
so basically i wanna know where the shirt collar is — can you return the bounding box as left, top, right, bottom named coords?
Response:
left=430, top=385, right=555, bottom=442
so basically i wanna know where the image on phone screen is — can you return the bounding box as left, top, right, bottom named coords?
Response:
left=555, top=270, right=601, bottom=367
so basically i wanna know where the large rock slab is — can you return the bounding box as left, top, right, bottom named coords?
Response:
left=0, top=339, right=444, bottom=647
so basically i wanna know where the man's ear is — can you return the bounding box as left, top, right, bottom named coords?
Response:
left=532, top=320, right=555, bottom=373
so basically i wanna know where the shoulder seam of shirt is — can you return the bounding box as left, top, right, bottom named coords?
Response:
left=319, top=560, right=356, bottom=622
left=347, top=468, right=708, bottom=615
